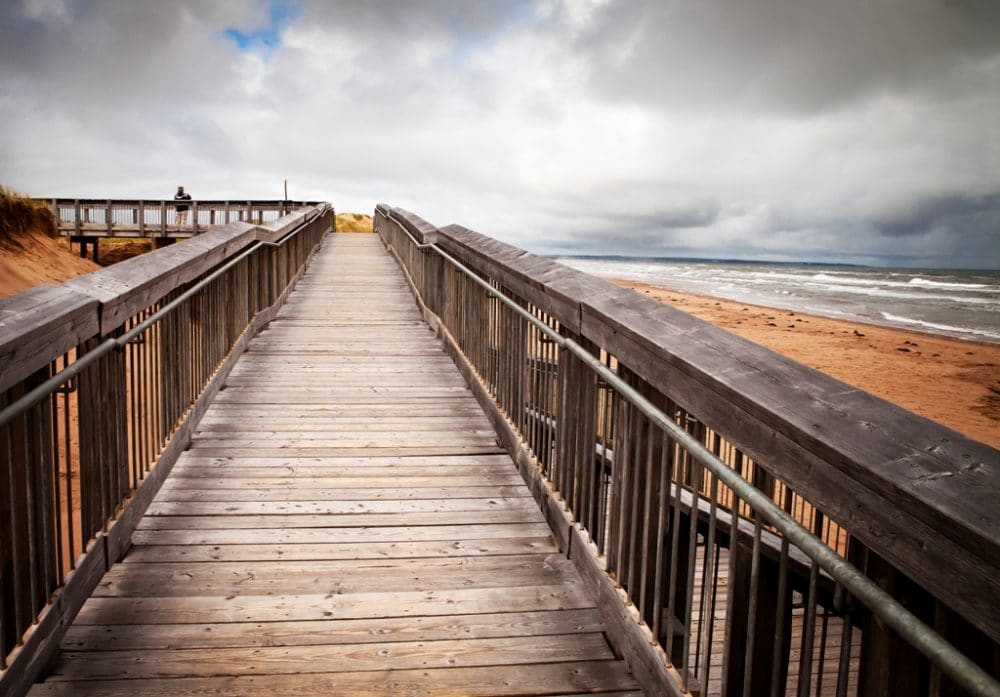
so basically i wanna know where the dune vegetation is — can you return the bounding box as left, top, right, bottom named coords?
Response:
left=0, top=188, right=100, bottom=299
left=0, top=187, right=57, bottom=248
left=335, top=212, right=373, bottom=232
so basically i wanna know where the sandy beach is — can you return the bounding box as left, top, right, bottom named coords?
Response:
left=612, top=279, right=1000, bottom=449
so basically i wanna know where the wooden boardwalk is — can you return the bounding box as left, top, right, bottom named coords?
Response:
left=28, top=234, right=641, bottom=696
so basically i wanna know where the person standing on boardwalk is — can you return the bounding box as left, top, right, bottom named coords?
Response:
left=174, top=185, right=192, bottom=227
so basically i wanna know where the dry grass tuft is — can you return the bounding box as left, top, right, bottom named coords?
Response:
left=0, top=187, right=56, bottom=249
left=98, top=238, right=154, bottom=266
left=335, top=212, right=374, bottom=233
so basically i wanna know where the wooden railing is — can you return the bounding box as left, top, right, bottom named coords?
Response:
left=0, top=203, right=334, bottom=695
left=376, top=204, right=1000, bottom=697
left=45, top=198, right=322, bottom=239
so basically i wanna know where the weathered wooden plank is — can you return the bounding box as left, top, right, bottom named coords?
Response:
left=223, top=374, right=469, bottom=384
left=188, top=432, right=499, bottom=445
left=0, top=285, right=99, bottom=392
left=171, top=453, right=515, bottom=469
left=130, top=522, right=554, bottom=546
left=29, top=661, right=639, bottom=696
left=194, top=415, right=492, bottom=427
left=167, top=468, right=517, bottom=481
left=93, top=554, right=579, bottom=596
left=163, top=472, right=522, bottom=485
left=123, top=536, right=556, bottom=562
left=184, top=446, right=507, bottom=458
left=48, top=634, right=614, bottom=681
left=199, top=405, right=491, bottom=416
left=162, top=471, right=522, bottom=485
left=152, top=485, right=530, bottom=501
left=145, top=497, right=536, bottom=516
left=60, top=608, right=605, bottom=651
left=73, top=584, right=596, bottom=625
left=136, top=509, right=547, bottom=530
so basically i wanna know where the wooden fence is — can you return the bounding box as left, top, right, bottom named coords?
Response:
left=46, top=199, right=322, bottom=240
left=376, top=204, right=1000, bottom=697
left=0, top=203, right=334, bottom=695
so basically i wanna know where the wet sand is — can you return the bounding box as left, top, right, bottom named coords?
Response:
left=612, top=279, right=1000, bottom=449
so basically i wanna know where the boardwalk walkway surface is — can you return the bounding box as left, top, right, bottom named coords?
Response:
left=29, top=234, right=641, bottom=696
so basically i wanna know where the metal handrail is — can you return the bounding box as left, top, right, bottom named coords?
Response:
left=390, top=220, right=1000, bottom=697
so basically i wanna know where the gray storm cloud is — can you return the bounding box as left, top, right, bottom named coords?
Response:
left=1, top=0, right=998, bottom=268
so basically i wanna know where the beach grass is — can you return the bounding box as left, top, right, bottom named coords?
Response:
left=336, top=212, right=373, bottom=233
left=0, top=187, right=56, bottom=249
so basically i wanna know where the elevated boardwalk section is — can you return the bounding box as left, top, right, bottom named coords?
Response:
left=27, top=235, right=640, bottom=696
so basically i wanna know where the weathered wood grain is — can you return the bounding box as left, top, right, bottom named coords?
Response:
left=29, top=661, right=640, bottom=696
left=92, top=555, right=580, bottom=597
left=122, top=536, right=556, bottom=562
left=130, top=522, right=553, bottom=545
left=151, top=485, right=530, bottom=501
left=48, top=633, right=614, bottom=681
left=135, top=509, right=547, bottom=529
left=60, top=607, right=605, bottom=650
left=0, top=285, right=99, bottom=392
left=72, top=584, right=597, bottom=625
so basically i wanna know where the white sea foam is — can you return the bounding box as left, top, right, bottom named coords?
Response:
left=810, top=273, right=919, bottom=289
left=802, top=282, right=998, bottom=306
left=908, top=277, right=989, bottom=290
left=880, top=312, right=1000, bottom=341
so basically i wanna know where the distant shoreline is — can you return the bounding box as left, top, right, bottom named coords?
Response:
left=608, top=275, right=1000, bottom=347
left=557, top=256, right=1000, bottom=345
left=555, top=253, right=997, bottom=274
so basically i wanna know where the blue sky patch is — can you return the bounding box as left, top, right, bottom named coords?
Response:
left=224, top=0, right=300, bottom=55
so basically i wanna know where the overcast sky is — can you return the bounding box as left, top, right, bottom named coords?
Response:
left=2, top=0, right=999, bottom=268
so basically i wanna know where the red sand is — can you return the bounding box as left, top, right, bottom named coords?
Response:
left=613, top=279, right=1000, bottom=449
left=0, top=230, right=99, bottom=299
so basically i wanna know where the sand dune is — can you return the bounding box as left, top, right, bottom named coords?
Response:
left=336, top=212, right=373, bottom=232
left=0, top=228, right=99, bottom=299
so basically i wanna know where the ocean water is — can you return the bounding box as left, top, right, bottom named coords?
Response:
left=554, top=257, right=1000, bottom=344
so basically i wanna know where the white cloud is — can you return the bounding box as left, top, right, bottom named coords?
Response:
left=1, top=0, right=998, bottom=267
left=20, top=0, right=68, bottom=22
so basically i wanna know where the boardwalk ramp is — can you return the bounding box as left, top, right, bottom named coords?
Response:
left=27, top=234, right=641, bottom=696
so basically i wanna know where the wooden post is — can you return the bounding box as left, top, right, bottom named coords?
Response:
left=160, top=200, right=166, bottom=236
left=224, top=201, right=230, bottom=224
left=722, top=543, right=792, bottom=696
left=192, top=201, right=199, bottom=235
left=138, top=201, right=145, bottom=236
left=105, top=199, right=112, bottom=235
left=73, top=200, right=81, bottom=237
left=853, top=545, right=932, bottom=696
